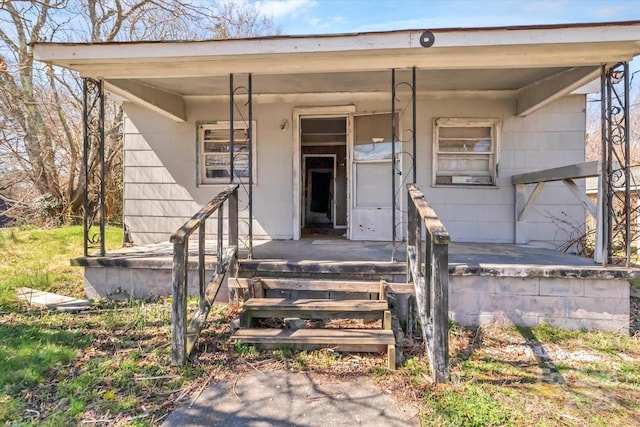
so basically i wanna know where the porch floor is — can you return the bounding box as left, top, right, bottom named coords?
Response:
left=73, top=240, right=640, bottom=279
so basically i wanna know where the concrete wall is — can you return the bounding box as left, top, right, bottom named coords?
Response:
left=84, top=265, right=229, bottom=303
left=449, top=276, right=629, bottom=333
left=122, top=92, right=586, bottom=247
left=83, top=263, right=629, bottom=333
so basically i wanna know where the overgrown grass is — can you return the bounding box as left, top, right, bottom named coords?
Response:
left=2, top=226, right=640, bottom=425
left=0, top=226, right=211, bottom=425
left=0, top=225, right=122, bottom=307
left=404, top=323, right=640, bottom=426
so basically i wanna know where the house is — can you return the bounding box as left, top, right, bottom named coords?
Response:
left=33, top=21, right=640, bottom=374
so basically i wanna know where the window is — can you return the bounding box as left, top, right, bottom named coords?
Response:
left=198, top=121, right=256, bottom=185
left=433, top=118, right=499, bottom=186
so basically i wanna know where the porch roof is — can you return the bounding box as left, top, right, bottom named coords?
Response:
left=33, top=21, right=640, bottom=121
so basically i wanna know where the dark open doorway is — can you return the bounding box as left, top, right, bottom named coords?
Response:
left=300, top=116, right=347, bottom=239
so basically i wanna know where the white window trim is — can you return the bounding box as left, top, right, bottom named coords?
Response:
left=197, top=120, right=257, bottom=186
left=432, top=117, right=500, bottom=188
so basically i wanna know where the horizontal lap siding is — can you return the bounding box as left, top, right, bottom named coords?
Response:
left=123, top=93, right=586, bottom=246
left=417, top=95, right=586, bottom=245
left=502, top=96, right=586, bottom=247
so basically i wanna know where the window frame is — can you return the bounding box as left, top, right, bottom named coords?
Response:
left=432, top=117, right=500, bottom=187
left=197, top=120, right=257, bottom=186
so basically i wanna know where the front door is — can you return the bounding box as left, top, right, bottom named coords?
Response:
left=350, top=113, right=400, bottom=241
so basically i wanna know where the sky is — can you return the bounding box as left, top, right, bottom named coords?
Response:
left=251, top=0, right=640, bottom=35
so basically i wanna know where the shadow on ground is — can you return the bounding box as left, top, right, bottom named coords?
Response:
left=163, top=370, right=418, bottom=427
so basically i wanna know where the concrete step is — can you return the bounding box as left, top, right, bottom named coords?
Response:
left=231, top=328, right=396, bottom=368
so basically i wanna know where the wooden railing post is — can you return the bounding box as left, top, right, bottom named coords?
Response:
left=171, top=240, right=188, bottom=365
left=431, top=241, right=449, bottom=383
left=170, top=184, right=239, bottom=366
left=407, top=191, right=417, bottom=282
left=198, top=223, right=206, bottom=312
left=406, top=183, right=450, bottom=383
left=217, top=204, right=224, bottom=273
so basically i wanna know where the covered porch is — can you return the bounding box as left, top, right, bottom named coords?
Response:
left=74, top=239, right=636, bottom=332
left=33, top=21, right=640, bottom=258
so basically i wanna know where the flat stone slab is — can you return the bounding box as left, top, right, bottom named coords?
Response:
left=162, top=370, right=419, bottom=427
left=16, top=287, right=92, bottom=312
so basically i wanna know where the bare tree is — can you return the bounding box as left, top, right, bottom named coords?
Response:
left=0, top=0, right=278, bottom=225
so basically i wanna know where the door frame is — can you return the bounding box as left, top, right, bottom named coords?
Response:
left=293, top=105, right=355, bottom=240
left=302, top=154, right=337, bottom=228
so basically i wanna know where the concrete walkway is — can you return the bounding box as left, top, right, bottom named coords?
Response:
left=162, top=370, right=419, bottom=427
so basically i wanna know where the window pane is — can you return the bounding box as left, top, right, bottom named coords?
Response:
left=439, top=126, right=490, bottom=139
left=434, top=119, right=497, bottom=186
left=206, top=168, right=230, bottom=178
left=233, top=153, right=250, bottom=178
left=439, top=139, right=492, bottom=152
left=355, top=162, right=391, bottom=207
left=199, top=122, right=255, bottom=184
left=437, top=156, right=490, bottom=174
left=203, top=128, right=246, bottom=141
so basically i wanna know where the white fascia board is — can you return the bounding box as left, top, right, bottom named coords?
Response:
left=33, top=22, right=640, bottom=64
left=45, top=43, right=639, bottom=80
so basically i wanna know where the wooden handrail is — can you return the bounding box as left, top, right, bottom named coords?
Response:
left=511, top=161, right=599, bottom=185
left=170, top=184, right=239, bottom=244
left=407, top=184, right=450, bottom=245
left=406, top=183, right=450, bottom=383
left=171, top=184, right=239, bottom=365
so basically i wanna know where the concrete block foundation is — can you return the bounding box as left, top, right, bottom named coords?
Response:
left=448, top=276, right=630, bottom=333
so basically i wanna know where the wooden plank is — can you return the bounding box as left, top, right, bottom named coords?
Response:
left=232, top=328, right=395, bottom=345
left=105, top=79, right=186, bottom=122
left=16, top=287, right=92, bottom=312
left=229, top=278, right=415, bottom=294
left=407, top=184, right=450, bottom=245
left=387, top=344, right=396, bottom=370
left=248, top=277, right=263, bottom=299
left=407, top=246, right=429, bottom=340
left=247, top=309, right=384, bottom=321
left=243, top=298, right=388, bottom=311
left=379, top=280, right=388, bottom=301
left=430, top=243, right=450, bottom=383
left=562, top=178, right=597, bottom=218
left=238, top=260, right=406, bottom=276
left=517, top=182, right=546, bottom=221
left=170, top=184, right=238, bottom=243
left=383, top=310, right=391, bottom=330
left=516, top=66, right=600, bottom=117
left=186, top=246, right=237, bottom=356
left=171, top=241, right=188, bottom=365
left=511, top=161, right=599, bottom=185
left=514, top=183, right=528, bottom=244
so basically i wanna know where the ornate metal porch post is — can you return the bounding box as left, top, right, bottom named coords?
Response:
left=229, top=73, right=254, bottom=259
left=391, top=68, right=418, bottom=261
left=601, top=62, right=632, bottom=266
left=82, top=78, right=106, bottom=256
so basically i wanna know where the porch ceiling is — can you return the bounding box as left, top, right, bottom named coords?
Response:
left=126, top=68, right=570, bottom=97
left=33, top=21, right=640, bottom=121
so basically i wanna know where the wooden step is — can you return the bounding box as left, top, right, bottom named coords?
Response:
left=231, top=328, right=396, bottom=368
left=229, top=277, right=415, bottom=295
left=242, top=298, right=388, bottom=321
left=238, top=259, right=406, bottom=278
